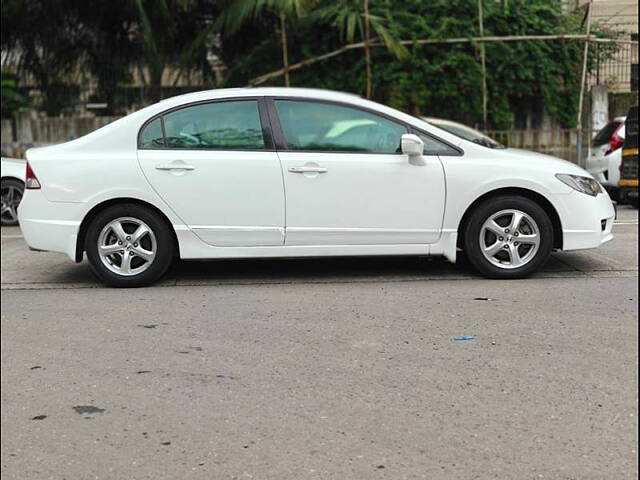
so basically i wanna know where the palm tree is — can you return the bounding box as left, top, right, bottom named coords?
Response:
left=218, top=0, right=310, bottom=87
left=135, top=0, right=217, bottom=102
left=315, top=0, right=408, bottom=98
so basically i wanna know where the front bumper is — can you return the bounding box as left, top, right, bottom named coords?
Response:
left=557, top=190, right=615, bottom=251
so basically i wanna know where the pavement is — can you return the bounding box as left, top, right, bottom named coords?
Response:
left=1, top=206, right=638, bottom=479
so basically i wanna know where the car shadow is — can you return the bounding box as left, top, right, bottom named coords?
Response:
left=3, top=250, right=586, bottom=288
left=169, top=254, right=474, bottom=284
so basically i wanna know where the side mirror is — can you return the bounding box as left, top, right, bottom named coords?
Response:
left=401, top=134, right=425, bottom=165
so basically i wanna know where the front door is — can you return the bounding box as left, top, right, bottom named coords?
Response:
left=137, top=99, right=285, bottom=246
left=271, top=99, right=447, bottom=246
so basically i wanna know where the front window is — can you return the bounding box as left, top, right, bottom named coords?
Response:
left=274, top=100, right=407, bottom=154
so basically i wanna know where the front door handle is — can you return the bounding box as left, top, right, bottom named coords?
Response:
left=288, top=166, right=328, bottom=174
left=155, top=160, right=195, bottom=171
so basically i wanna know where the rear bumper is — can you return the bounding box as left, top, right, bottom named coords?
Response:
left=18, top=190, right=83, bottom=261
left=558, top=190, right=615, bottom=251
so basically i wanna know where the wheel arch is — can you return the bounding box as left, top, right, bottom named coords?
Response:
left=75, top=198, right=180, bottom=263
left=1, top=175, right=25, bottom=184
left=456, top=187, right=563, bottom=251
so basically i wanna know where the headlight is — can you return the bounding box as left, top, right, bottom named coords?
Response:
left=555, top=174, right=602, bottom=197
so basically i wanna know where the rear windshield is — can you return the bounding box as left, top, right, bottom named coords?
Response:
left=593, top=121, right=622, bottom=147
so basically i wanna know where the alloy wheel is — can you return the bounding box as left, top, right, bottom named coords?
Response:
left=479, top=209, right=541, bottom=269
left=97, top=217, right=157, bottom=276
left=1, top=183, right=23, bottom=225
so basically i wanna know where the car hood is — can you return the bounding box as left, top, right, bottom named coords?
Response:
left=502, top=148, right=592, bottom=177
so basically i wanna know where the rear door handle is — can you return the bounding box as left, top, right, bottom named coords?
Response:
left=288, top=166, right=328, bottom=174
left=155, top=161, right=195, bottom=171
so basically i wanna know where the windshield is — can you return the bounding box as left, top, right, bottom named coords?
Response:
left=423, top=118, right=506, bottom=149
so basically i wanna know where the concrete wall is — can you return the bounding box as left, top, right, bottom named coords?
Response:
left=1, top=112, right=122, bottom=158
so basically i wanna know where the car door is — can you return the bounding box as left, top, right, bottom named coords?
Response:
left=137, top=98, right=285, bottom=246
left=269, top=98, right=447, bottom=246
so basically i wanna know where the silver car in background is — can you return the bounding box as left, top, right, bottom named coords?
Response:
left=1, top=156, right=26, bottom=226
left=587, top=117, right=626, bottom=201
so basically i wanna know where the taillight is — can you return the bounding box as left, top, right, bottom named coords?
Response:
left=25, top=162, right=41, bottom=189
left=605, top=124, right=624, bottom=155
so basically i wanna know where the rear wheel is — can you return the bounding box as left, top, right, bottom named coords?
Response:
left=1, top=178, right=24, bottom=226
left=85, top=204, right=174, bottom=287
left=463, top=196, right=554, bottom=279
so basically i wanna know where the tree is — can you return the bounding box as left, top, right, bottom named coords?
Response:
left=133, top=0, right=219, bottom=102
left=218, top=0, right=311, bottom=86
left=1, top=71, right=28, bottom=118
left=1, top=0, right=88, bottom=115
left=314, top=0, right=408, bottom=98
left=73, top=0, right=138, bottom=114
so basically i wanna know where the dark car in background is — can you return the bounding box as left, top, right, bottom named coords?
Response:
left=619, top=106, right=638, bottom=208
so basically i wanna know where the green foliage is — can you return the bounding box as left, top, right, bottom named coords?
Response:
left=1, top=0, right=88, bottom=115
left=1, top=0, right=618, bottom=126
left=74, top=0, right=139, bottom=114
left=218, top=0, right=310, bottom=33
left=1, top=71, right=29, bottom=118
left=222, top=0, right=610, bottom=128
left=1, top=0, right=218, bottom=114
left=134, top=0, right=220, bottom=102
left=313, top=0, right=408, bottom=59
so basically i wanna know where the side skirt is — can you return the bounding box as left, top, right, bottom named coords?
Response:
left=175, top=227, right=459, bottom=263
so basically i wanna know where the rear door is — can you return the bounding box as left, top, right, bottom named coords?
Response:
left=137, top=98, right=285, bottom=247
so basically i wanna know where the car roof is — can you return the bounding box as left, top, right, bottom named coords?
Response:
left=161, top=87, right=362, bottom=104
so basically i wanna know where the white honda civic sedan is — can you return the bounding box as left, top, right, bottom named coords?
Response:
left=19, top=88, right=615, bottom=287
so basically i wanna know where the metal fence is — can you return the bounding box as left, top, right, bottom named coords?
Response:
left=2, top=116, right=593, bottom=164
left=1, top=114, right=121, bottom=158
left=589, top=35, right=639, bottom=93
left=485, top=129, right=594, bottom=163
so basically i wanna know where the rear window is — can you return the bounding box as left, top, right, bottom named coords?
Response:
left=593, top=121, right=622, bottom=147
left=138, top=100, right=265, bottom=150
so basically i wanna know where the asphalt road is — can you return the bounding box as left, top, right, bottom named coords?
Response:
left=1, top=207, right=638, bottom=479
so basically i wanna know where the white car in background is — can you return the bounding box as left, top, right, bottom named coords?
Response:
left=1, top=156, right=26, bottom=226
left=423, top=117, right=506, bottom=149
left=18, top=88, right=615, bottom=287
left=586, top=117, right=626, bottom=201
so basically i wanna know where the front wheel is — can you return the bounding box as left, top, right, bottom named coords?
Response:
left=463, top=196, right=554, bottom=279
left=85, top=204, right=174, bottom=287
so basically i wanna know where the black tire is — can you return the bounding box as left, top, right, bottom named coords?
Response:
left=1, top=178, right=24, bottom=226
left=85, top=203, right=174, bottom=287
left=463, top=195, right=554, bottom=279
left=630, top=197, right=639, bottom=209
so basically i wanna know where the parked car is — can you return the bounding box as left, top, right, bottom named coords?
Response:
left=586, top=117, right=626, bottom=200
left=1, top=156, right=26, bottom=226
left=19, top=88, right=615, bottom=287
left=619, top=106, right=638, bottom=208
left=423, top=117, right=506, bottom=149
